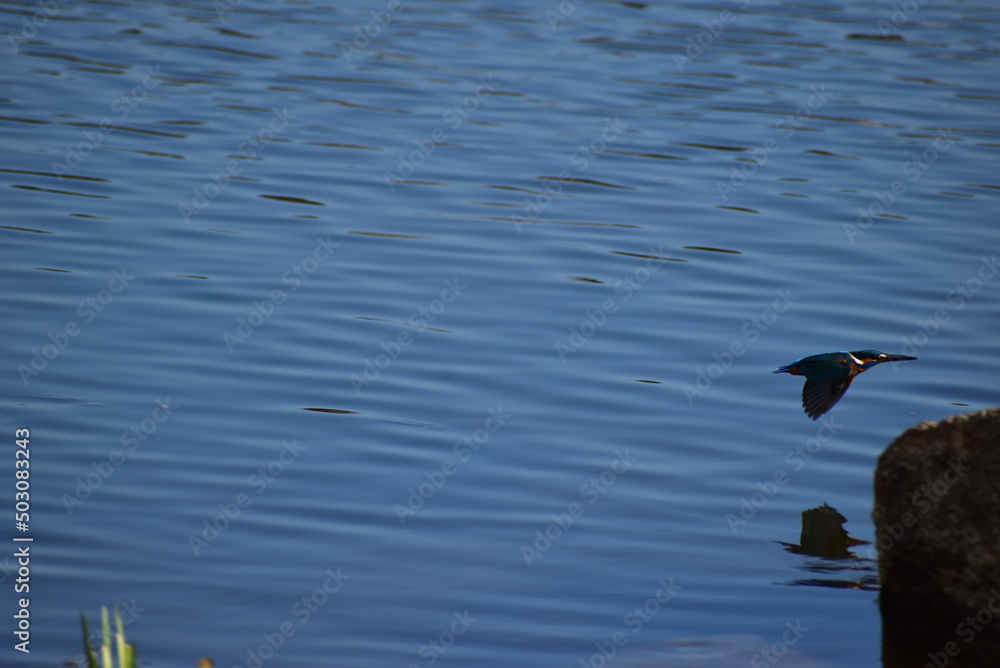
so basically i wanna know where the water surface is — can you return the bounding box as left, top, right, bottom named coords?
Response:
left=2, top=1, right=999, bottom=666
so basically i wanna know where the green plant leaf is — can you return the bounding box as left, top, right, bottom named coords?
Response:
left=101, top=606, right=111, bottom=668
left=81, top=612, right=97, bottom=668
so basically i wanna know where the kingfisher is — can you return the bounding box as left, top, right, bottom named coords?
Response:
left=774, top=350, right=917, bottom=419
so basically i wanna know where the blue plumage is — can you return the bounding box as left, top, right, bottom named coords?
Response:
left=774, top=350, right=917, bottom=419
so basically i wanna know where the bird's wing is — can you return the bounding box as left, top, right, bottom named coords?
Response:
left=801, top=375, right=855, bottom=420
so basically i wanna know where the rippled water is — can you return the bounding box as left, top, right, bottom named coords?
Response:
left=2, top=1, right=999, bottom=666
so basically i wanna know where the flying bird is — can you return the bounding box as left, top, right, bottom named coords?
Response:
left=774, top=350, right=917, bottom=419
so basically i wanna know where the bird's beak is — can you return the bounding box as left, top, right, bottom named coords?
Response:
left=883, top=354, right=917, bottom=362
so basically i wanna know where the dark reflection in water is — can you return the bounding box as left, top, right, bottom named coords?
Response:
left=778, top=502, right=1000, bottom=666
left=777, top=503, right=878, bottom=591
left=881, top=595, right=1000, bottom=668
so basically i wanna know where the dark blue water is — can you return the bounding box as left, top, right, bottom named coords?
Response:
left=2, top=1, right=999, bottom=666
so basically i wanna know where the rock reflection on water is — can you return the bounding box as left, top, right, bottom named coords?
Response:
left=777, top=503, right=878, bottom=591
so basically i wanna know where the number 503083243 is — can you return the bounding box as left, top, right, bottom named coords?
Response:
left=15, top=428, right=30, bottom=532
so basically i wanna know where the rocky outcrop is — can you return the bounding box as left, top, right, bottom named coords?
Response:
left=874, top=407, right=1000, bottom=667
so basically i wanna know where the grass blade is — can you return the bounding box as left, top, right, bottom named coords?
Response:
left=100, top=606, right=111, bottom=668
left=81, top=612, right=96, bottom=668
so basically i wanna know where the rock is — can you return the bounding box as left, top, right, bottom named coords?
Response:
left=874, top=407, right=1000, bottom=667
